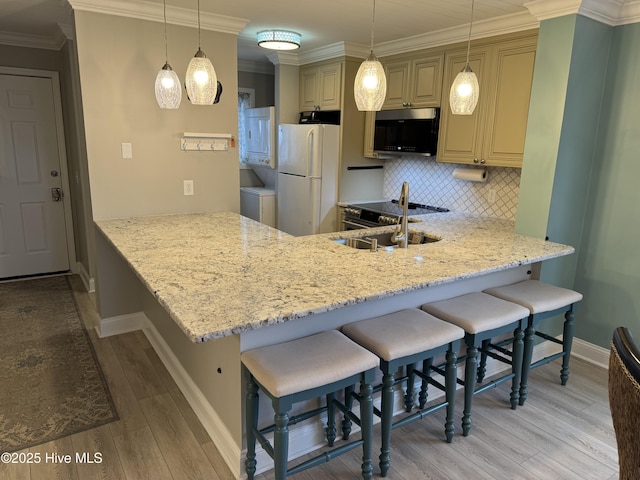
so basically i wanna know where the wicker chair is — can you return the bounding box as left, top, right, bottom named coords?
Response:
left=609, top=327, right=640, bottom=480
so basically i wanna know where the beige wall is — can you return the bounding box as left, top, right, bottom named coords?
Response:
left=74, top=10, right=240, bottom=220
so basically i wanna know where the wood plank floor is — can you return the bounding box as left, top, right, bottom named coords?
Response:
left=0, top=275, right=619, bottom=479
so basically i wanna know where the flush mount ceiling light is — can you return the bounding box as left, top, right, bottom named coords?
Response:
left=257, top=30, right=301, bottom=50
left=450, top=0, right=479, bottom=115
left=155, top=0, right=182, bottom=109
left=354, top=0, right=387, bottom=111
left=185, top=0, right=217, bottom=105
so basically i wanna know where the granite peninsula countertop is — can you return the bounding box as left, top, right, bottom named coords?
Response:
left=95, top=212, right=574, bottom=343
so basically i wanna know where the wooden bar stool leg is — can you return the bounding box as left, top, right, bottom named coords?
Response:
left=510, top=327, right=524, bottom=409
left=419, top=358, right=433, bottom=409
left=444, top=346, right=457, bottom=443
left=245, top=374, right=259, bottom=480
left=326, top=392, right=336, bottom=446
left=360, top=378, right=374, bottom=480
left=478, top=339, right=490, bottom=382
left=462, top=342, right=478, bottom=437
left=379, top=370, right=394, bottom=477
left=342, top=385, right=354, bottom=440
left=520, top=321, right=535, bottom=406
left=561, top=308, right=575, bottom=385
left=273, top=410, right=290, bottom=480
left=273, top=410, right=289, bottom=480
left=404, top=362, right=416, bottom=412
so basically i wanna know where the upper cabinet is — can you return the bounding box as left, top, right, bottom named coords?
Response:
left=382, top=53, right=444, bottom=109
left=437, top=34, right=537, bottom=167
left=299, top=61, right=343, bottom=111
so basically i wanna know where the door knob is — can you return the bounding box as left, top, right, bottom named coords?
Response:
left=50, top=170, right=59, bottom=177
left=51, top=187, right=63, bottom=202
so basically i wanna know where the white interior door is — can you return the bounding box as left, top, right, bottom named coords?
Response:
left=0, top=73, right=70, bottom=279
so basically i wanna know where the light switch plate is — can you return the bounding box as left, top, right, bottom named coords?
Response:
left=121, top=143, right=132, bottom=159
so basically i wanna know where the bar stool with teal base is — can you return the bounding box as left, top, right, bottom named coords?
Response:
left=422, top=292, right=529, bottom=436
left=341, top=309, right=465, bottom=477
left=484, top=280, right=583, bottom=405
left=241, top=330, right=379, bottom=480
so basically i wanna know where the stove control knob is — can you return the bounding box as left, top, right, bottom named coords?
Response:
left=346, top=208, right=361, bottom=217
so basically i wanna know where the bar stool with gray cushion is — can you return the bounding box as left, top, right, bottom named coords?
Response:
left=241, top=330, right=379, bottom=480
left=342, top=309, right=465, bottom=477
left=484, top=280, right=583, bottom=405
left=421, top=292, right=529, bottom=436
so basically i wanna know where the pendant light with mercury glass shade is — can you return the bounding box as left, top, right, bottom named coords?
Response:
left=354, top=0, right=387, bottom=111
left=155, top=0, right=181, bottom=109
left=450, top=0, right=479, bottom=115
left=185, top=0, right=217, bottom=105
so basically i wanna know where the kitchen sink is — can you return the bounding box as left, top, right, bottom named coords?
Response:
left=334, top=231, right=441, bottom=251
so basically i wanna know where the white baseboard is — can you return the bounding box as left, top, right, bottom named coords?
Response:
left=76, top=261, right=95, bottom=293
left=571, top=337, right=610, bottom=369
left=95, top=311, right=146, bottom=338
left=141, top=319, right=243, bottom=479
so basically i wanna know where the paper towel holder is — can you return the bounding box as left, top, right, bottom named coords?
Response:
left=452, top=167, right=488, bottom=182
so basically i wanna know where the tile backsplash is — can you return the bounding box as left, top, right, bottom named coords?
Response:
left=382, top=157, right=521, bottom=220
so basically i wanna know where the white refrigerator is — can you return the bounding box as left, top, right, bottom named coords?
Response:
left=277, top=124, right=340, bottom=236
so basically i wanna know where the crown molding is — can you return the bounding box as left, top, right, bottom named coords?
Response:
left=238, top=60, right=274, bottom=74
left=524, top=0, right=640, bottom=25
left=0, top=31, right=62, bottom=50
left=292, top=12, right=539, bottom=65
left=376, top=11, right=539, bottom=58
left=266, top=51, right=300, bottom=66
left=67, top=0, right=248, bottom=34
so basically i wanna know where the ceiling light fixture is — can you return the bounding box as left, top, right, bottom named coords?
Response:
left=257, top=30, right=301, bottom=50
left=185, top=0, right=217, bottom=105
left=450, top=0, right=479, bottom=115
left=155, top=0, right=181, bottom=109
left=354, top=0, right=387, bottom=111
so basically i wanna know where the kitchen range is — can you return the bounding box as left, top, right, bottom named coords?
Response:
left=342, top=200, right=449, bottom=230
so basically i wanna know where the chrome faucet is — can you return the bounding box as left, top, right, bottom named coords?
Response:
left=392, top=181, right=410, bottom=248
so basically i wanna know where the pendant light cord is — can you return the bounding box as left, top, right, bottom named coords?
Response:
left=163, top=0, right=168, bottom=62
left=370, top=0, right=376, bottom=52
left=197, top=0, right=202, bottom=49
left=465, top=0, right=475, bottom=65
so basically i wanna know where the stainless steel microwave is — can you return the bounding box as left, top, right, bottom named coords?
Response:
left=373, top=107, right=440, bottom=156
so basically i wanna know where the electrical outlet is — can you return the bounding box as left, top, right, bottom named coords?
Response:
left=184, top=180, right=194, bottom=196
left=488, top=189, right=497, bottom=204
left=121, top=143, right=132, bottom=159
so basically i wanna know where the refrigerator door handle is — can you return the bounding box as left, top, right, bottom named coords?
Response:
left=306, top=129, right=316, bottom=178
left=311, top=177, right=321, bottom=234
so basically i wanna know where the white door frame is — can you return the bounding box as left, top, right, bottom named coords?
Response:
left=0, top=66, right=77, bottom=276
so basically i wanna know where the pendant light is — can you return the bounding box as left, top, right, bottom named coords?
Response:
left=185, top=0, right=217, bottom=105
left=450, top=0, right=479, bottom=115
left=354, top=0, right=387, bottom=111
left=154, top=0, right=181, bottom=109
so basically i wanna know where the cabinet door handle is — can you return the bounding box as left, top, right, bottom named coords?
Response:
left=473, top=158, right=479, bottom=164
left=480, top=158, right=486, bottom=164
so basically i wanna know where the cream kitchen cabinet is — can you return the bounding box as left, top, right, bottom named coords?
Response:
left=437, top=34, right=537, bottom=167
left=382, top=53, right=443, bottom=110
left=299, top=61, right=342, bottom=111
